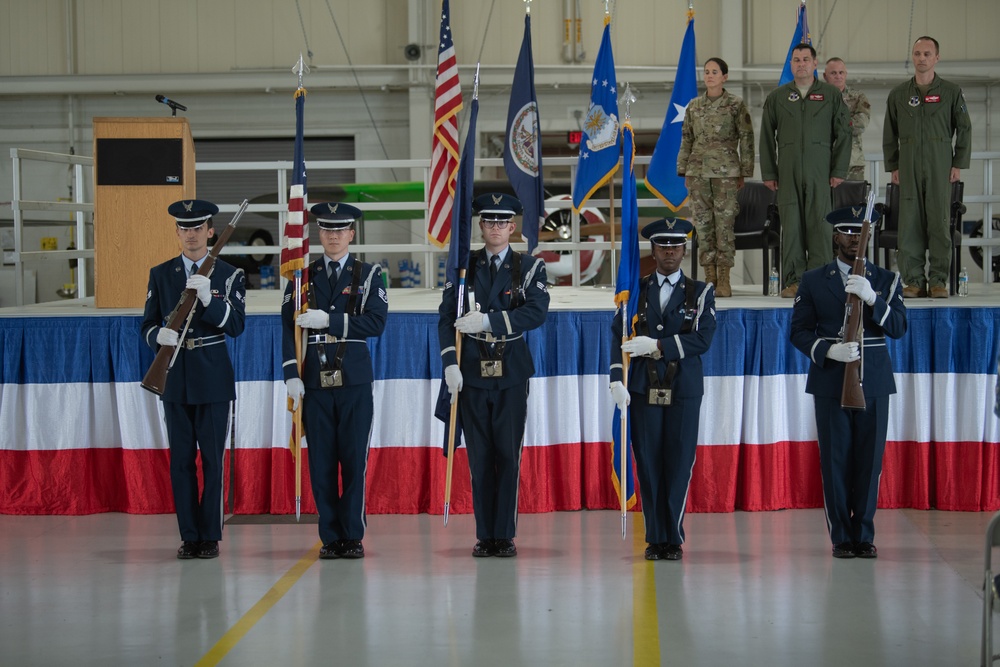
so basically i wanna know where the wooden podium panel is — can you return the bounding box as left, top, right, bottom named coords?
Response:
left=92, top=117, right=195, bottom=308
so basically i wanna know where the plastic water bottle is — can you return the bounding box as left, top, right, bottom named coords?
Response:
left=437, top=256, right=446, bottom=287
left=380, top=259, right=390, bottom=289
left=958, top=267, right=969, bottom=297
left=398, top=259, right=410, bottom=288
left=413, top=262, right=422, bottom=288
left=768, top=267, right=780, bottom=297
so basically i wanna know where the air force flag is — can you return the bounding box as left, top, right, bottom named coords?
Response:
left=572, top=19, right=620, bottom=213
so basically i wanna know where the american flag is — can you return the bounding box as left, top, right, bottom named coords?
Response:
left=280, top=86, right=309, bottom=300
left=427, top=0, right=463, bottom=248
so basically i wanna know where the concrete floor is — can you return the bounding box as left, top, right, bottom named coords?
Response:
left=0, top=508, right=994, bottom=666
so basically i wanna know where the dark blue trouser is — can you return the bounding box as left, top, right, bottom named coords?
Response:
left=303, top=384, right=373, bottom=545
left=813, top=395, right=889, bottom=545
left=163, top=401, right=230, bottom=542
left=459, top=383, right=528, bottom=540
left=629, top=394, right=702, bottom=545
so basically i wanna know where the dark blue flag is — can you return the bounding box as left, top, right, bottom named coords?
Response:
left=612, top=120, right=639, bottom=510
left=645, top=11, right=698, bottom=211
left=436, top=95, right=479, bottom=452
left=778, top=2, right=812, bottom=86
left=572, top=18, right=620, bottom=213
left=445, top=97, right=478, bottom=289
left=504, top=13, right=544, bottom=255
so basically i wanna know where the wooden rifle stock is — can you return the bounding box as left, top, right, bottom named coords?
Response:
left=840, top=192, right=876, bottom=410
left=141, top=200, right=249, bottom=395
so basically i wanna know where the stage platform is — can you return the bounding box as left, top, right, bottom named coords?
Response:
left=1, top=285, right=998, bottom=518
left=3, top=282, right=999, bottom=315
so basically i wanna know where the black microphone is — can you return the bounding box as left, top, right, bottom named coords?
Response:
left=155, top=94, right=187, bottom=112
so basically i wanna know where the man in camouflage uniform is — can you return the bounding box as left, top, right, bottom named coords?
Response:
left=760, top=44, right=852, bottom=298
left=884, top=36, right=972, bottom=299
left=677, top=57, right=755, bottom=297
left=824, top=57, right=870, bottom=181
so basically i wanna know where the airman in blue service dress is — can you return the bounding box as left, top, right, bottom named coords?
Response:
left=141, top=199, right=246, bottom=560
left=282, top=203, right=387, bottom=559
left=439, top=193, right=550, bottom=558
left=790, top=206, right=907, bottom=559
left=609, top=218, right=716, bottom=561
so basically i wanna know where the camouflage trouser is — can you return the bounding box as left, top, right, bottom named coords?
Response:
left=847, top=165, right=865, bottom=181
left=688, top=176, right=739, bottom=268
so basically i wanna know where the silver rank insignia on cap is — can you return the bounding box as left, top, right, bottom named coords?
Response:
left=327, top=203, right=339, bottom=214
left=183, top=201, right=194, bottom=212
left=666, top=219, right=676, bottom=229
left=852, top=206, right=862, bottom=218
left=492, top=194, right=502, bottom=205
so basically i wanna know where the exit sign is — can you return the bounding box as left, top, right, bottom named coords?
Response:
left=567, top=131, right=582, bottom=145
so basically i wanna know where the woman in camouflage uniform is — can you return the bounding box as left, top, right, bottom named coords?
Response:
left=677, top=57, right=755, bottom=297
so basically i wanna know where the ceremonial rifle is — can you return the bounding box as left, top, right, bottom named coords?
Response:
left=141, top=199, right=249, bottom=395
left=840, top=190, right=876, bottom=410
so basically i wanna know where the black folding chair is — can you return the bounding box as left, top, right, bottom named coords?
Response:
left=733, top=181, right=780, bottom=295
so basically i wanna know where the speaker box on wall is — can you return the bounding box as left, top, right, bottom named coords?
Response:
left=96, top=138, right=184, bottom=186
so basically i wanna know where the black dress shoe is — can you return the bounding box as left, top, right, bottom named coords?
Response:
left=340, top=540, right=365, bottom=559
left=832, top=542, right=856, bottom=559
left=472, top=540, right=494, bottom=557
left=198, top=541, right=220, bottom=559
left=319, top=541, right=342, bottom=559
left=854, top=542, right=878, bottom=559
left=662, top=544, right=683, bottom=560
left=177, top=541, right=199, bottom=560
left=644, top=544, right=662, bottom=561
left=493, top=539, right=517, bottom=558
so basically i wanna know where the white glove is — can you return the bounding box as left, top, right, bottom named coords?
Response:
left=845, top=274, right=876, bottom=306
left=444, top=364, right=463, bottom=403
left=186, top=275, right=212, bottom=307
left=156, top=327, right=179, bottom=347
left=621, top=336, right=660, bottom=358
left=285, top=378, right=305, bottom=411
left=826, top=342, right=860, bottom=363
left=454, top=311, right=488, bottom=334
left=610, top=381, right=630, bottom=410
left=296, top=309, right=330, bottom=330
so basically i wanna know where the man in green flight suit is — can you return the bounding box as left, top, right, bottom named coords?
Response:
left=884, top=36, right=972, bottom=299
left=760, top=43, right=852, bottom=298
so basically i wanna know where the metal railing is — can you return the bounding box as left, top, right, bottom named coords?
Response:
left=9, top=148, right=1000, bottom=306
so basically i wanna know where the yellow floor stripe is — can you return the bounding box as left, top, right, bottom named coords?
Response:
left=632, top=515, right=661, bottom=666
left=195, top=541, right=321, bottom=667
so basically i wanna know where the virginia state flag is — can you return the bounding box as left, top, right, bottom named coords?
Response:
left=645, top=11, right=697, bottom=211
left=612, top=120, right=639, bottom=510
left=572, top=18, right=620, bottom=213
left=504, top=13, right=544, bottom=255
left=778, top=2, right=811, bottom=85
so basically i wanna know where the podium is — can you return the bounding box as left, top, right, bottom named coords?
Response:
left=92, top=117, right=196, bottom=308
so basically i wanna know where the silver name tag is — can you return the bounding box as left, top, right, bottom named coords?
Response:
left=648, top=388, right=672, bottom=406
left=480, top=360, right=503, bottom=378
left=320, top=369, right=343, bottom=388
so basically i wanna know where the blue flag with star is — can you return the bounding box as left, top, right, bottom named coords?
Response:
left=778, top=3, right=811, bottom=86
left=645, top=11, right=697, bottom=211
left=572, top=19, right=620, bottom=213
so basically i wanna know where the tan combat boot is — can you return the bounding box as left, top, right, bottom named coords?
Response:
left=715, top=265, right=732, bottom=297
left=701, top=264, right=717, bottom=288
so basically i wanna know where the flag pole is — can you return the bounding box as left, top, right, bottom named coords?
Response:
left=290, top=54, right=310, bottom=522
left=443, top=268, right=466, bottom=525
left=293, top=272, right=303, bottom=521
left=443, top=63, right=480, bottom=525
left=618, top=84, right=637, bottom=539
